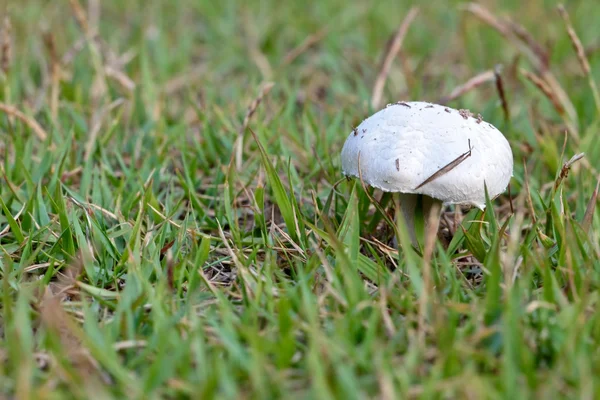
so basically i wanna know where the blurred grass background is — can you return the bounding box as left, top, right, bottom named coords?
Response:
left=1, top=0, right=600, bottom=398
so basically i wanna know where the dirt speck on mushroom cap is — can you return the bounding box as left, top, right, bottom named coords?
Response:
left=458, top=109, right=473, bottom=119
left=340, top=101, right=513, bottom=208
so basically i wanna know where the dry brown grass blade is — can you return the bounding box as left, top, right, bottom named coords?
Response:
left=414, top=140, right=472, bottom=190
left=464, top=3, right=578, bottom=132
left=583, top=179, right=600, bottom=234
left=162, top=64, right=207, bottom=95
left=68, top=0, right=107, bottom=101
left=241, top=82, right=275, bottom=133
left=88, top=0, right=101, bottom=36
left=520, top=69, right=562, bottom=111
left=557, top=4, right=600, bottom=114
left=243, top=12, right=273, bottom=80
left=520, top=68, right=578, bottom=138
left=1, top=16, right=11, bottom=75
left=146, top=203, right=213, bottom=240
left=494, top=64, right=510, bottom=122
left=39, top=288, right=104, bottom=385
left=282, top=29, right=328, bottom=66
left=43, top=32, right=61, bottom=119
left=236, top=82, right=275, bottom=170
left=507, top=183, right=514, bottom=215
left=539, top=75, right=577, bottom=133
left=557, top=5, right=590, bottom=75
left=439, top=70, right=495, bottom=104
left=464, top=3, right=547, bottom=69
left=585, top=41, right=600, bottom=57
left=84, top=98, right=124, bottom=161
left=0, top=103, right=48, bottom=140
left=582, top=179, right=600, bottom=233
left=68, top=0, right=90, bottom=33
left=46, top=255, right=84, bottom=298
left=463, top=3, right=512, bottom=38
left=104, top=65, right=136, bottom=93
left=62, top=37, right=87, bottom=65
left=506, top=20, right=550, bottom=70
left=371, top=7, right=419, bottom=109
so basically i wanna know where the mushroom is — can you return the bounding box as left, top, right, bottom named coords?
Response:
left=340, top=101, right=513, bottom=251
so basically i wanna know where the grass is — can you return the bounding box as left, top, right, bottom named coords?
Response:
left=1, top=0, right=600, bottom=398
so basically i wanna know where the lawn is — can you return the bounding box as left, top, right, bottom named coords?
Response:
left=1, top=0, right=600, bottom=398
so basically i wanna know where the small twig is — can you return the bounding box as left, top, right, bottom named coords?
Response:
left=371, top=7, right=419, bottom=109
left=439, top=70, right=495, bottom=104
left=494, top=64, right=510, bottom=122
left=0, top=103, right=48, bottom=140
left=414, top=140, right=473, bottom=190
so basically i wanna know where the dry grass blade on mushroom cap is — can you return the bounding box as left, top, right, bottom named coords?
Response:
left=414, top=139, right=473, bottom=190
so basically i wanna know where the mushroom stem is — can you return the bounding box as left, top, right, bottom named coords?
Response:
left=394, top=193, right=443, bottom=252
left=395, top=193, right=419, bottom=248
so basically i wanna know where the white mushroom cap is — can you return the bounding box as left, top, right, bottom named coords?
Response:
left=341, top=101, right=513, bottom=209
